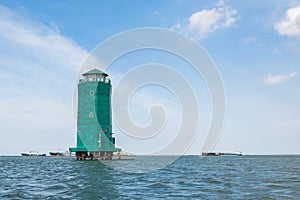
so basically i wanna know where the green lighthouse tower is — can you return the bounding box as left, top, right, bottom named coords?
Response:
left=69, top=68, right=120, bottom=160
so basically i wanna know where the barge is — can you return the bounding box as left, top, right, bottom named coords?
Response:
left=202, top=151, right=242, bottom=156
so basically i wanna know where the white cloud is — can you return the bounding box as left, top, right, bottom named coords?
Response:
left=173, top=0, right=238, bottom=39
left=188, top=8, right=222, bottom=37
left=0, top=5, right=89, bottom=97
left=170, top=23, right=181, bottom=30
left=243, top=36, right=265, bottom=47
left=153, top=11, right=160, bottom=16
left=274, top=5, right=300, bottom=37
left=243, top=36, right=257, bottom=43
left=0, top=5, right=88, bottom=154
left=264, top=72, right=297, bottom=85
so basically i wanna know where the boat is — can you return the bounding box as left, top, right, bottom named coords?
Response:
left=202, top=152, right=221, bottom=156
left=202, top=151, right=242, bottom=156
left=49, top=151, right=70, bottom=156
left=220, top=151, right=242, bottom=156
left=21, top=151, right=46, bottom=156
left=113, top=151, right=135, bottom=157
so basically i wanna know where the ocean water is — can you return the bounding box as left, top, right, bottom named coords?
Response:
left=0, top=155, right=299, bottom=199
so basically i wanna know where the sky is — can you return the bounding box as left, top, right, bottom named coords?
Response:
left=0, top=0, right=299, bottom=155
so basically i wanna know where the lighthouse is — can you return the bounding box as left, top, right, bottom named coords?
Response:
left=69, top=69, right=120, bottom=160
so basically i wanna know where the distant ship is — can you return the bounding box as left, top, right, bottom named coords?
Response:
left=49, top=151, right=70, bottom=156
left=21, top=151, right=46, bottom=156
left=221, top=151, right=242, bottom=156
left=113, top=151, right=135, bottom=157
left=202, top=151, right=242, bottom=156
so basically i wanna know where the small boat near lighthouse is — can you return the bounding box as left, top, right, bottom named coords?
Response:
left=21, top=151, right=46, bottom=156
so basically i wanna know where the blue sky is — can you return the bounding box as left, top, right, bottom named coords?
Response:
left=0, top=0, right=299, bottom=155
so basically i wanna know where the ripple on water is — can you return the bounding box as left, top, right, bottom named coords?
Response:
left=1, top=156, right=300, bottom=199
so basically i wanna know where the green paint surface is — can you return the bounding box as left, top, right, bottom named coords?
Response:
left=69, top=69, right=119, bottom=152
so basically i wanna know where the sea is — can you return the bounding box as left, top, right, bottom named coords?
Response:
left=0, top=155, right=299, bottom=199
